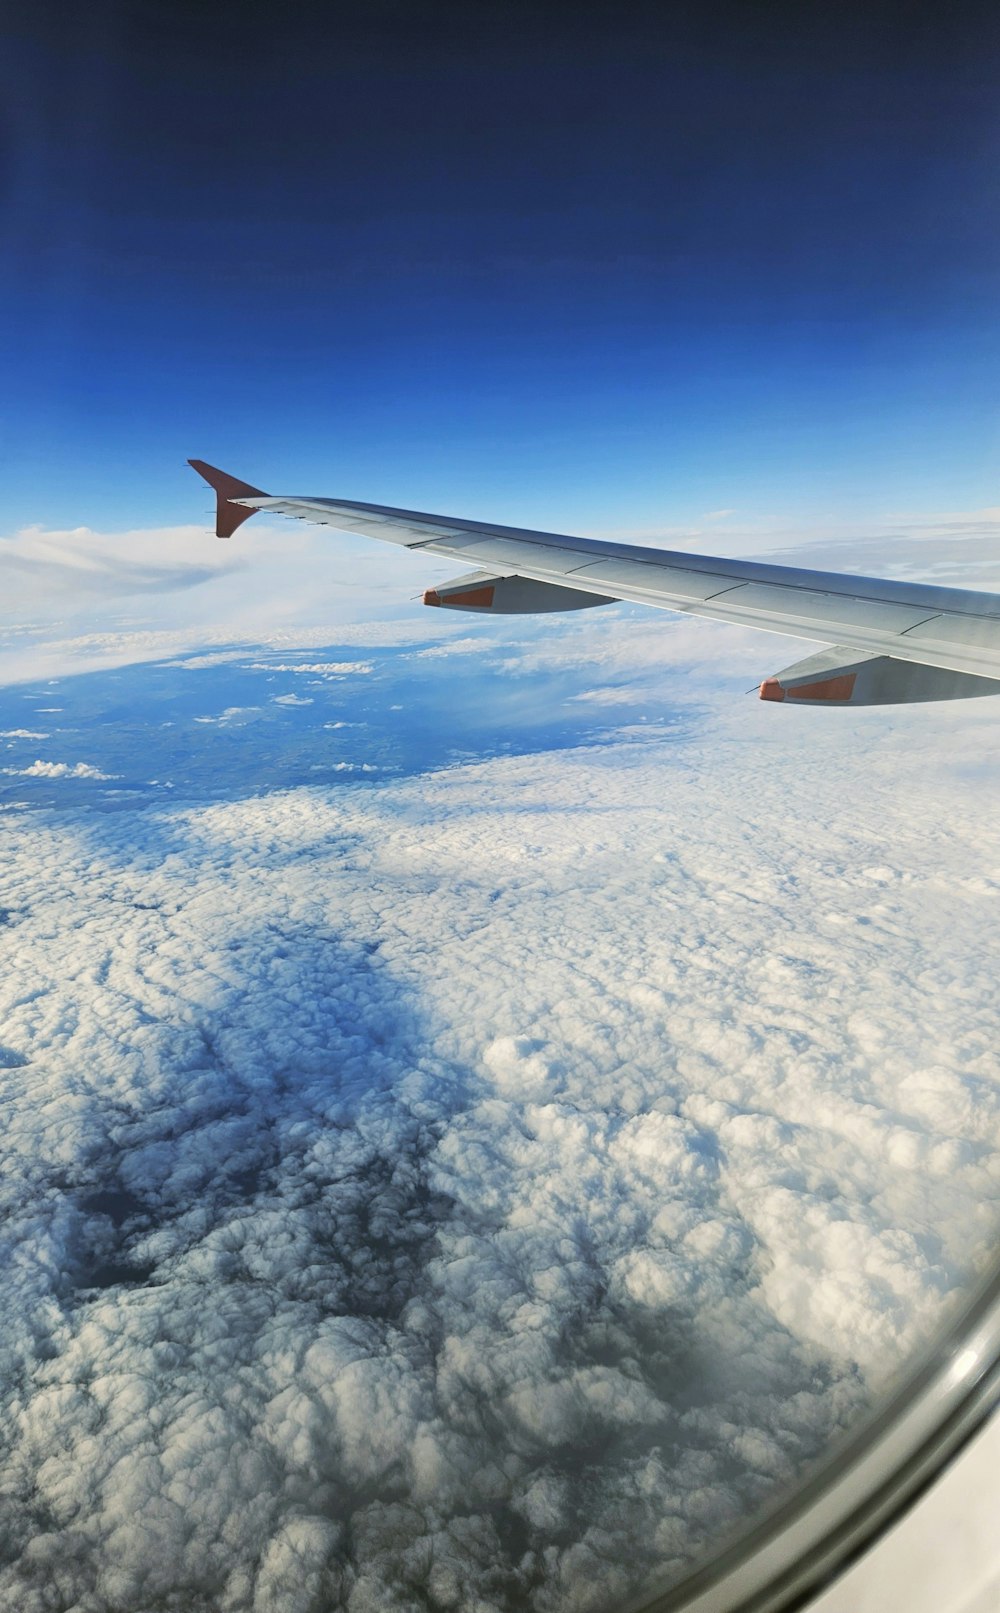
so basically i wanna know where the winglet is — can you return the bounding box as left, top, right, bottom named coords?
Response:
left=188, top=460, right=268, bottom=539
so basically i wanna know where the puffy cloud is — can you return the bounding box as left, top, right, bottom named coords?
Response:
left=2, top=759, right=117, bottom=779
left=2, top=530, right=1000, bottom=1608
left=0, top=669, right=998, bottom=1612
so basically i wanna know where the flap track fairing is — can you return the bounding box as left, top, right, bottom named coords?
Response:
left=760, top=646, right=1000, bottom=706
left=423, top=570, right=615, bottom=614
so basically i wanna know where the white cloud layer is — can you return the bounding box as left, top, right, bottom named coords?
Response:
left=1, top=659, right=999, bottom=1611
left=2, top=517, right=1000, bottom=1609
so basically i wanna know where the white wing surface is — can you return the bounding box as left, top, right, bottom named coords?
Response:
left=189, top=460, right=1000, bottom=706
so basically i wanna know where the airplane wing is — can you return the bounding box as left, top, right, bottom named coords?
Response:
left=188, top=459, right=1000, bottom=706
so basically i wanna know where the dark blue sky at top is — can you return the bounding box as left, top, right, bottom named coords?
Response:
left=3, top=0, right=1000, bottom=536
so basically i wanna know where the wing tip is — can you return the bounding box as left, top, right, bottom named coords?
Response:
left=188, top=459, right=268, bottom=539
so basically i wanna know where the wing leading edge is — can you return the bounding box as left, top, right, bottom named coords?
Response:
left=188, top=459, right=1000, bottom=706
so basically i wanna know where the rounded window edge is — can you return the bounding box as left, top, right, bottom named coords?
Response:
left=628, top=1256, right=1000, bottom=1613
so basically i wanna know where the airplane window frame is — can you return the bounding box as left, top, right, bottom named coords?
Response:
left=631, top=1261, right=1000, bottom=1613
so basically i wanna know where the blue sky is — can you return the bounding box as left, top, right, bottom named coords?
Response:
left=3, top=1, right=1000, bottom=537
